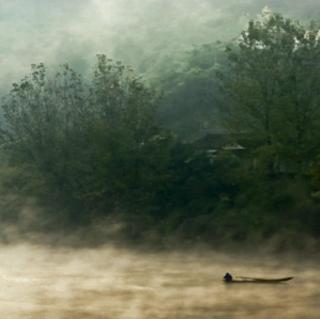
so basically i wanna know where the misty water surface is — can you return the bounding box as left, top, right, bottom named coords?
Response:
left=0, top=244, right=319, bottom=319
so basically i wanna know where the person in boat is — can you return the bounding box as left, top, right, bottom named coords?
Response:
left=223, top=272, right=293, bottom=283
left=224, top=272, right=233, bottom=282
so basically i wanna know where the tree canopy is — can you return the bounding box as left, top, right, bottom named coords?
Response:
left=221, top=10, right=320, bottom=172
left=0, top=11, right=319, bottom=247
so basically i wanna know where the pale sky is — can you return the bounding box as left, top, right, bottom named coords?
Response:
left=0, top=0, right=319, bottom=91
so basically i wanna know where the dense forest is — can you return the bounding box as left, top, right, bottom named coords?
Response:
left=1, top=10, right=320, bottom=250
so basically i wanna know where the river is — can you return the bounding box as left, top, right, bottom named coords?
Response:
left=0, top=244, right=318, bottom=318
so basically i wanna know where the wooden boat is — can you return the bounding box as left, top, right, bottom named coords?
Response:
left=225, top=276, right=294, bottom=284
left=223, top=272, right=294, bottom=284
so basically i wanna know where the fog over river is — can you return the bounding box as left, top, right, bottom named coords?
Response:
left=0, top=244, right=318, bottom=319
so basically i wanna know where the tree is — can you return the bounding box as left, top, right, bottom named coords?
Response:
left=157, top=42, right=227, bottom=140
left=0, top=63, right=86, bottom=171
left=221, top=10, right=320, bottom=171
left=0, top=56, right=171, bottom=219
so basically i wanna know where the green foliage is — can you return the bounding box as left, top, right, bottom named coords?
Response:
left=0, top=11, right=320, bottom=249
left=221, top=11, right=320, bottom=172
left=0, top=56, right=173, bottom=222
left=157, top=42, right=227, bottom=140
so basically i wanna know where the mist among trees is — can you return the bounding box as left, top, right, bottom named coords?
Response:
left=0, top=7, right=320, bottom=249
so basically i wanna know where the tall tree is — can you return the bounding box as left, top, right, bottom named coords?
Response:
left=0, top=56, right=169, bottom=216
left=221, top=9, right=320, bottom=170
